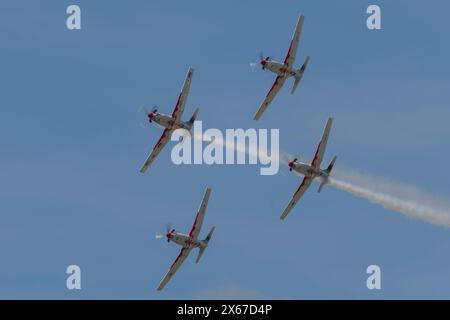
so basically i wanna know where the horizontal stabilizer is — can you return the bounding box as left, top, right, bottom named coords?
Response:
left=188, top=107, right=199, bottom=126
left=317, top=178, right=327, bottom=193
left=291, top=56, right=309, bottom=95
left=291, top=76, right=301, bottom=94
left=299, top=55, right=310, bottom=74
left=204, top=226, right=215, bottom=243
left=195, top=247, right=206, bottom=264
left=317, top=156, right=337, bottom=193
left=195, top=226, right=215, bottom=264
left=326, top=156, right=337, bottom=174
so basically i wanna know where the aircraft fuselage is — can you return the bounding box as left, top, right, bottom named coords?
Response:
left=148, top=113, right=191, bottom=131
left=290, top=161, right=328, bottom=179
left=167, top=232, right=206, bottom=248
left=263, top=60, right=298, bottom=78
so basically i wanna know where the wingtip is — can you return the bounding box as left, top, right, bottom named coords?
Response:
left=139, top=167, right=148, bottom=174
left=327, top=117, right=334, bottom=125
left=279, top=210, right=288, bottom=220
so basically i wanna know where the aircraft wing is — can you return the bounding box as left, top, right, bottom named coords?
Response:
left=157, top=245, right=192, bottom=291
left=171, top=67, right=194, bottom=122
left=283, top=15, right=304, bottom=69
left=310, top=117, right=333, bottom=170
left=253, top=75, right=287, bottom=120
left=280, top=175, right=313, bottom=220
left=139, top=128, right=173, bottom=173
left=188, top=188, right=212, bottom=241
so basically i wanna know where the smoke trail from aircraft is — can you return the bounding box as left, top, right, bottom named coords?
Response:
left=188, top=135, right=450, bottom=228
left=327, top=167, right=450, bottom=228
left=192, top=132, right=260, bottom=159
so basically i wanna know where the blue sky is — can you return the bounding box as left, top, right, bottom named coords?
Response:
left=1, top=0, right=450, bottom=299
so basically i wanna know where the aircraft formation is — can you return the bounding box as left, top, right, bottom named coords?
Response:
left=141, top=15, right=337, bottom=290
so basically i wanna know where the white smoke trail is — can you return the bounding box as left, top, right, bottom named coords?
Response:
left=193, top=132, right=260, bottom=159
left=328, top=167, right=450, bottom=228
left=190, top=133, right=450, bottom=227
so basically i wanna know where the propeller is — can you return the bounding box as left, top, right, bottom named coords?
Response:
left=147, top=105, right=160, bottom=123
left=289, top=157, right=298, bottom=172
left=138, top=106, right=150, bottom=127
left=280, top=153, right=290, bottom=165
left=250, top=52, right=270, bottom=70
left=278, top=153, right=299, bottom=175
left=166, top=223, right=174, bottom=242
left=139, top=105, right=159, bottom=125
left=258, top=51, right=264, bottom=61
left=138, top=106, right=149, bottom=114
left=156, top=223, right=173, bottom=242
left=260, top=52, right=272, bottom=61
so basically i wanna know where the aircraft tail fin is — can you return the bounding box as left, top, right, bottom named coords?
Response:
left=291, top=56, right=310, bottom=94
left=291, top=76, right=301, bottom=94
left=317, top=156, right=337, bottom=193
left=187, top=107, right=199, bottom=130
left=325, top=156, right=337, bottom=174
left=195, top=226, right=215, bottom=264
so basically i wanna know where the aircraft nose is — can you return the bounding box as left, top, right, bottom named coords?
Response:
left=288, top=161, right=294, bottom=168
left=148, top=112, right=154, bottom=119
left=260, top=59, right=267, bottom=66
left=165, top=232, right=171, bottom=239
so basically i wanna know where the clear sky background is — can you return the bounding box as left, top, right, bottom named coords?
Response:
left=1, top=0, right=450, bottom=299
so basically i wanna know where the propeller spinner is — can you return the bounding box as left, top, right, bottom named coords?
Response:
left=288, top=158, right=298, bottom=171
left=156, top=223, right=174, bottom=242
left=165, top=224, right=174, bottom=242
left=250, top=52, right=271, bottom=70
left=146, top=105, right=159, bottom=123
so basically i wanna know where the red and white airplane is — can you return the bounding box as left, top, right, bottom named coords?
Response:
left=156, top=188, right=215, bottom=291
left=140, top=67, right=199, bottom=173
left=252, top=15, right=310, bottom=120
left=280, top=117, right=337, bottom=220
